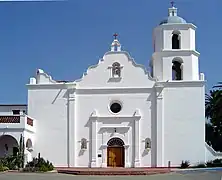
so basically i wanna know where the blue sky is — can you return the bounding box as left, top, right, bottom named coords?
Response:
left=0, top=0, right=221, bottom=104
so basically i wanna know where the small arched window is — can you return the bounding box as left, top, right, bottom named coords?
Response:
left=172, top=31, right=181, bottom=49
left=112, top=62, right=121, bottom=78
left=145, top=138, right=151, bottom=149
left=172, top=59, right=183, bottom=80
left=81, top=138, right=87, bottom=150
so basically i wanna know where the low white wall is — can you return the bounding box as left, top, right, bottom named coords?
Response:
left=205, top=142, right=222, bottom=161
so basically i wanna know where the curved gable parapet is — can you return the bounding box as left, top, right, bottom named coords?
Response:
left=104, top=51, right=157, bottom=82
left=36, top=69, right=57, bottom=84
left=75, top=51, right=156, bottom=83
left=75, top=58, right=105, bottom=83
left=87, top=58, right=104, bottom=72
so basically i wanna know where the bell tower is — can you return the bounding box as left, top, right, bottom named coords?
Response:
left=150, top=3, right=202, bottom=81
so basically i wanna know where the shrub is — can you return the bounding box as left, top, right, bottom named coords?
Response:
left=0, top=162, right=9, bottom=172
left=180, top=160, right=190, bottom=169
left=0, top=155, right=20, bottom=170
left=39, top=165, right=49, bottom=172
left=24, top=153, right=54, bottom=172
left=193, top=163, right=206, bottom=168
left=23, top=167, right=39, bottom=172
left=212, top=159, right=222, bottom=167
left=206, top=160, right=214, bottom=167
left=206, top=159, right=222, bottom=167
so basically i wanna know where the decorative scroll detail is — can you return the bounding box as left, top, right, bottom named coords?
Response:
left=107, top=137, right=124, bottom=147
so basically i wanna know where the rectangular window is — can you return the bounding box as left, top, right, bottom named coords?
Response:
left=12, top=110, right=20, bottom=115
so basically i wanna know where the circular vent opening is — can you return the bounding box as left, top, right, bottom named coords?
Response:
left=110, top=102, right=122, bottom=114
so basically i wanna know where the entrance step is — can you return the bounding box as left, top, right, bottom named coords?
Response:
left=57, top=168, right=172, bottom=176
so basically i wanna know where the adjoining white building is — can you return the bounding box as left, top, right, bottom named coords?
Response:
left=0, top=104, right=34, bottom=163
left=0, top=4, right=221, bottom=168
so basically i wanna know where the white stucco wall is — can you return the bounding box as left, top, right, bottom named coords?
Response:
left=27, top=85, right=75, bottom=167
left=162, top=82, right=205, bottom=166
left=75, top=89, right=155, bottom=167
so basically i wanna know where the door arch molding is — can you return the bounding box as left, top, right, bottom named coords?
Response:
left=107, top=137, right=124, bottom=147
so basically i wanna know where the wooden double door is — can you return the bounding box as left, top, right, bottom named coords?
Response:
left=107, top=146, right=125, bottom=167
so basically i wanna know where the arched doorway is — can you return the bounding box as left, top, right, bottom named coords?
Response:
left=0, top=135, right=19, bottom=157
left=107, top=137, right=125, bottom=167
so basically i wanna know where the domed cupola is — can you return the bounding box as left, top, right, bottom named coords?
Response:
left=160, top=2, right=187, bottom=25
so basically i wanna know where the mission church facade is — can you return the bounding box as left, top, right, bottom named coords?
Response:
left=0, top=4, right=215, bottom=168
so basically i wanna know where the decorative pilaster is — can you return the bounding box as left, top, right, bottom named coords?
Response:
left=101, top=145, right=108, bottom=167
left=124, top=145, right=130, bottom=167
left=90, top=119, right=97, bottom=167
left=156, top=86, right=164, bottom=167
left=134, top=118, right=140, bottom=167
left=67, top=90, right=75, bottom=167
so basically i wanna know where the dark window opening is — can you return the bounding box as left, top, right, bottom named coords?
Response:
left=110, top=102, right=122, bottom=113
left=5, top=144, right=8, bottom=151
left=172, top=34, right=180, bottom=49
left=172, top=61, right=182, bottom=80
left=13, top=147, right=19, bottom=156
left=114, top=45, right=118, bottom=51
left=12, top=110, right=20, bottom=115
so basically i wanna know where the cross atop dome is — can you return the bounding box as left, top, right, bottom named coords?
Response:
left=159, top=2, right=187, bottom=25
left=111, top=33, right=121, bottom=52
left=168, top=1, right=177, bottom=16
left=113, top=33, right=118, bottom=40
left=170, top=1, right=175, bottom=7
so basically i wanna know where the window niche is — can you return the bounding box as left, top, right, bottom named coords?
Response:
left=80, top=138, right=87, bottom=150
left=172, top=31, right=181, bottom=49
left=145, top=138, right=151, bottom=149
left=111, top=62, right=121, bottom=78
left=26, top=139, right=33, bottom=151
left=172, top=59, right=183, bottom=80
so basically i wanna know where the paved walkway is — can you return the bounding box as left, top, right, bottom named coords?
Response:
left=0, top=171, right=222, bottom=180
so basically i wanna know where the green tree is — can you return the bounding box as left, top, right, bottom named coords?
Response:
left=18, top=134, right=25, bottom=168
left=205, top=87, right=222, bottom=151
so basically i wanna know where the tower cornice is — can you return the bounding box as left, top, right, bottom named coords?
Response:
left=155, top=23, right=197, bottom=30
